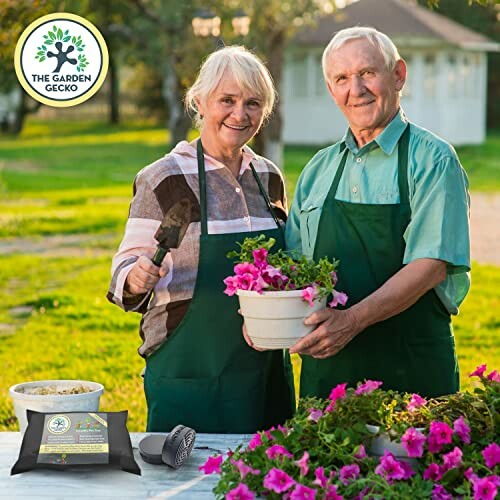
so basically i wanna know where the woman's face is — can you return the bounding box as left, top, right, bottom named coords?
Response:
left=197, top=73, right=265, bottom=152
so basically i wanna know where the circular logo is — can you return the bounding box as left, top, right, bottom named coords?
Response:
left=14, top=13, right=109, bottom=107
left=47, top=415, right=71, bottom=434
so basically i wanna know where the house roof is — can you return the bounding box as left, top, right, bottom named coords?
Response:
left=294, top=0, right=499, bottom=52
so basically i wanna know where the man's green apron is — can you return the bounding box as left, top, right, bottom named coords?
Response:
left=144, top=140, right=295, bottom=432
left=301, top=125, right=459, bottom=399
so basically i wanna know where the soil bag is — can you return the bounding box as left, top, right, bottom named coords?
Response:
left=11, top=410, right=141, bottom=475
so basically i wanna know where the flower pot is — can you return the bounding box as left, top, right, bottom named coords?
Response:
left=237, top=289, right=327, bottom=349
left=9, top=379, right=104, bottom=432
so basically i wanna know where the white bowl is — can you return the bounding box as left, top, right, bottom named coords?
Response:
left=9, top=380, right=104, bottom=432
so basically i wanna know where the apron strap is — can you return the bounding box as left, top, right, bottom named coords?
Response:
left=397, top=124, right=410, bottom=206
left=197, top=139, right=283, bottom=235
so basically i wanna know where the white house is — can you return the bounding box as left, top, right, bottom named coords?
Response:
left=282, top=0, right=499, bottom=146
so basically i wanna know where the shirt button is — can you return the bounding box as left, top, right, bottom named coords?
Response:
left=235, top=187, right=241, bottom=193
left=352, top=186, right=358, bottom=194
left=356, top=157, right=362, bottom=163
left=244, top=216, right=249, bottom=222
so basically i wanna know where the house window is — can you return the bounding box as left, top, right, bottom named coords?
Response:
left=423, top=54, right=436, bottom=98
left=447, top=54, right=458, bottom=98
left=400, top=54, right=412, bottom=98
left=290, top=53, right=308, bottom=98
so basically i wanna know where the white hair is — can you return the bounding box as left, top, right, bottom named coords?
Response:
left=322, top=27, right=401, bottom=83
left=185, top=46, right=276, bottom=128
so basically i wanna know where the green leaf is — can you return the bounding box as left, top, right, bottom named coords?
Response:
left=43, top=35, right=48, bottom=39
left=57, top=28, right=63, bottom=40
left=77, top=48, right=83, bottom=52
left=72, top=36, right=76, bottom=43
left=37, top=51, right=45, bottom=56
left=64, top=29, right=69, bottom=35
left=53, top=26, right=57, bottom=32
left=45, top=40, right=53, bottom=45
left=48, top=31, right=56, bottom=40
left=63, top=36, right=70, bottom=42
left=42, top=45, right=46, bottom=50
left=77, top=66, right=80, bottom=72
left=39, top=56, right=46, bottom=62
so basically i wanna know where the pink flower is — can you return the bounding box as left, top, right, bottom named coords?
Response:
left=355, top=380, right=383, bottom=395
left=290, top=483, right=317, bottom=500
left=324, top=485, right=343, bottom=500
left=261, top=265, right=288, bottom=289
left=330, top=271, right=338, bottom=285
left=248, top=433, right=262, bottom=450
left=486, top=370, right=500, bottom=383
left=471, top=475, right=500, bottom=500
left=354, top=444, right=367, bottom=459
left=265, top=444, right=293, bottom=460
left=429, top=421, right=453, bottom=447
left=423, top=463, right=444, bottom=482
left=339, top=464, right=360, bottom=485
left=442, top=446, right=463, bottom=471
left=407, top=393, right=427, bottom=412
left=223, top=276, right=240, bottom=296
left=482, top=443, right=500, bottom=469
left=294, top=451, right=309, bottom=476
left=432, top=484, right=453, bottom=500
left=328, top=383, right=347, bottom=403
left=263, top=468, right=295, bottom=493
left=226, top=482, right=255, bottom=500
left=465, top=467, right=479, bottom=483
left=374, top=451, right=405, bottom=482
left=453, top=415, right=471, bottom=445
left=400, top=461, right=416, bottom=480
left=198, top=454, right=223, bottom=474
left=301, top=286, right=318, bottom=307
left=307, top=408, right=323, bottom=423
left=313, top=466, right=328, bottom=488
left=230, top=458, right=260, bottom=479
left=234, top=262, right=260, bottom=277
left=401, top=427, right=426, bottom=458
left=469, top=364, right=487, bottom=378
left=252, top=248, right=268, bottom=268
left=328, top=290, right=348, bottom=308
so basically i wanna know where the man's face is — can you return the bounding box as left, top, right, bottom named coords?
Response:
left=325, top=38, right=406, bottom=136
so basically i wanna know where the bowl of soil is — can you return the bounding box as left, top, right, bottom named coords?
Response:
left=9, top=380, right=104, bottom=432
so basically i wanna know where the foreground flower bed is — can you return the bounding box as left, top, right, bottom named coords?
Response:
left=201, top=365, right=499, bottom=499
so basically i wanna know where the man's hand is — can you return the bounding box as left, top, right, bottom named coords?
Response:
left=289, top=307, right=362, bottom=358
left=125, top=253, right=169, bottom=296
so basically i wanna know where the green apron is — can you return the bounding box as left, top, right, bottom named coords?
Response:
left=144, top=140, right=295, bottom=432
left=300, top=126, right=459, bottom=399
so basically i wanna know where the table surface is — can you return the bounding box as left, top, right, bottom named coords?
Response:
left=1, top=432, right=250, bottom=499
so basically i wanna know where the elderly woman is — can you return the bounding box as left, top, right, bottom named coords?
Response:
left=107, top=46, right=295, bottom=433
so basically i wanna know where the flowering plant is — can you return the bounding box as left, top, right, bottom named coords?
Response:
left=201, top=364, right=499, bottom=499
left=223, top=235, right=348, bottom=307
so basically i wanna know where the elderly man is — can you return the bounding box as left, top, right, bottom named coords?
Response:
left=286, top=27, right=470, bottom=398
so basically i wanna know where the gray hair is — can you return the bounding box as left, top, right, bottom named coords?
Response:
left=185, top=46, right=276, bottom=128
left=322, top=27, right=401, bottom=83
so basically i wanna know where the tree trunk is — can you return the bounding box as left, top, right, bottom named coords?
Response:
left=254, top=31, right=285, bottom=170
left=108, top=50, right=120, bottom=124
left=12, top=90, right=28, bottom=135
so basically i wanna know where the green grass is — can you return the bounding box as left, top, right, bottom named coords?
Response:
left=0, top=119, right=498, bottom=431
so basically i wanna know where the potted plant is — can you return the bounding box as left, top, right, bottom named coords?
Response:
left=223, top=235, right=348, bottom=349
left=9, top=379, right=104, bottom=432
left=200, top=364, right=499, bottom=499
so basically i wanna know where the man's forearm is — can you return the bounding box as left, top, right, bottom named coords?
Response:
left=351, top=258, right=447, bottom=331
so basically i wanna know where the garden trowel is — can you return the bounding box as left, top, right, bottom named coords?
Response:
left=151, top=198, right=192, bottom=266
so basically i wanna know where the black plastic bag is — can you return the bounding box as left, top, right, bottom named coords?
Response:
left=11, top=410, right=141, bottom=475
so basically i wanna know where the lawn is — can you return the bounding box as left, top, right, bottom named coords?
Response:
left=0, top=120, right=498, bottom=431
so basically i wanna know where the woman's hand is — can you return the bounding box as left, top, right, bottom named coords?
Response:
left=240, top=311, right=267, bottom=352
left=125, top=254, right=169, bottom=296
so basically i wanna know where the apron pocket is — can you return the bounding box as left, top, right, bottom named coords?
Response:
left=299, top=205, right=321, bottom=259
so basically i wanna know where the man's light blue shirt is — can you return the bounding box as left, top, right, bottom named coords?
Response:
left=286, top=109, right=471, bottom=314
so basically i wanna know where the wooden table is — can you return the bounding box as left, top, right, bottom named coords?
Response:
left=1, top=432, right=250, bottom=499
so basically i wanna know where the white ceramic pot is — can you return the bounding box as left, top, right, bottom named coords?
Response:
left=9, top=380, right=104, bottom=432
left=237, top=289, right=327, bottom=349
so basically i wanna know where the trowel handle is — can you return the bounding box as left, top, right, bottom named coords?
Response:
left=152, top=246, right=168, bottom=267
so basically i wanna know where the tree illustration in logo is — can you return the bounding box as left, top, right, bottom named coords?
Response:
left=35, top=25, right=89, bottom=73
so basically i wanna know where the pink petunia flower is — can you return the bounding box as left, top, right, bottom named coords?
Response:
left=486, top=370, right=500, bottom=383
left=248, top=433, right=262, bottom=450
left=469, top=364, right=487, bottom=378
left=423, top=463, right=444, bottom=482
left=407, top=393, right=427, bottom=412
left=294, top=451, right=310, bottom=477
left=374, top=451, right=406, bottom=482
left=329, top=383, right=347, bottom=403
left=252, top=248, right=268, bottom=269
left=465, top=467, right=479, bottom=483
left=223, top=276, right=240, bottom=296
left=328, top=290, right=348, bottom=308
left=330, top=271, right=338, bottom=285
left=225, top=482, right=255, bottom=500
left=429, top=421, right=453, bottom=447
left=290, top=483, right=317, bottom=500
left=265, top=444, right=293, bottom=460
left=453, top=415, right=471, bottom=445
left=324, top=485, right=343, bottom=500
left=482, top=443, right=500, bottom=469
left=263, top=468, right=296, bottom=493
left=442, top=446, right=463, bottom=471
left=339, top=464, right=360, bottom=485
left=301, top=286, right=318, bottom=307
left=471, top=475, right=500, bottom=500
left=234, top=262, right=260, bottom=277
left=307, top=408, right=323, bottom=423
left=401, top=427, right=426, bottom=458
left=432, top=484, right=453, bottom=500
left=354, top=444, right=367, bottom=460
left=355, top=380, right=383, bottom=395
left=261, top=265, right=289, bottom=289
left=230, top=458, right=260, bottom=479
left=400, top=461, right=416, bottom=480
left=313, top=466, right=328, bottom=488
left=198, top=454, right=223, bottom=474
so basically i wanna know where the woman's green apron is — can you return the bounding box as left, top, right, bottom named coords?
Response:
left=301, top=125, right=459, bottom=399
left=144, top=141, right=295, bottom=432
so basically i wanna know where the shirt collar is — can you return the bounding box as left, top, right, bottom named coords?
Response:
left=341, top=108, right=408, bottom=156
